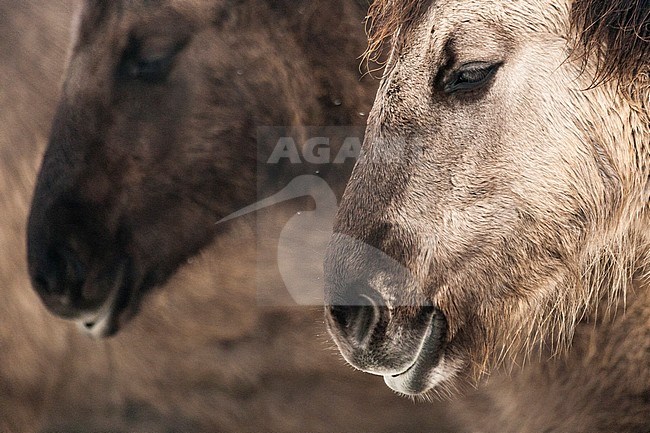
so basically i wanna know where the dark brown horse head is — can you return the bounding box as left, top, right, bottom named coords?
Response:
left=325, top=0, right=649, bottom=396
left=27, top=0, right=368, bottom=337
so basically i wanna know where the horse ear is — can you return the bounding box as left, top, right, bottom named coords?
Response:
left=571, top=0, right=650, bottom=84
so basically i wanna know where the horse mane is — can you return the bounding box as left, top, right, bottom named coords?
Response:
left=572, top=0, right=649, bottom=84
left=364, top=0, right=429, bottom=63
left=365, top=0, right=649, bottom=85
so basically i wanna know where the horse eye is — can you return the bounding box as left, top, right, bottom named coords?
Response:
left=123, top=56, right=175, bottom=82
left=118, top=37, right=185, bottom=83
left=444, top=62, right=501, bottom=94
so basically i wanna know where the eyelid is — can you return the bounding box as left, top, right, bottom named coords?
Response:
left=443, top=61, right=501, bottom=94
left=118, top=35, right=189, bottom=82
left=137, top=35, right=189, bottom=63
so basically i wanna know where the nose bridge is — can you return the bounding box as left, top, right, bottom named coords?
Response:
left=61, top=16, right=127, bottom=144
left=61, top=59, right=112, bottom=143
left=327, top=120, right=425, bottom=301
left=331, top=119, right=418, bottom=269
left=324, top=115, right=433, bottom=352
left=324, top=229, right=419, bottom=308
left=27, top=96, right=114, bottom=316
left=36, top=31, right=126, bottom=202
left=66, top=3, right=125, bottom=103
left=334, top=125, right=411, bottom=233
left=30, top=98, right=103, bottom=227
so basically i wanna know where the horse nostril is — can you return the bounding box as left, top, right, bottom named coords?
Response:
left=33, top=269, right=60, bottom=297
left=329, top=305, right=357, bottom=329
left=328, top=295, right=382, bottom=345
left=31, top=244, right=88, bottom=307
left=32, top=249, right=65, bottom=297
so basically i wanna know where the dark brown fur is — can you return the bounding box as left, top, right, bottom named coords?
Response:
left=25, top=0, right=372, bottom=334
left=2, top=1, right=460, bottom=432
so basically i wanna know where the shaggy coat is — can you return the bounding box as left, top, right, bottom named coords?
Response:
left=324, top=0, right=649, bottom=431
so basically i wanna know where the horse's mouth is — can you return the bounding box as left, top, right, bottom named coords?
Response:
left=383, top=310, right=448, bottom=395
left=76, top=260, right=138, bottom=338
left=78, top=301, right=120, bottom=338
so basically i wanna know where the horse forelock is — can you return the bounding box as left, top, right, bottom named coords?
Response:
left=365, top=0, right=649, bottom=87
left=364, top=0, right=430, bottom=63
left=572, top=0, right=650, bottom=85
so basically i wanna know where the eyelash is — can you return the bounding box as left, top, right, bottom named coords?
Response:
left=444, top=62, right=501, bottom=94
left=117, top=37, right=186, bottom=83
left=120, top=55, right=176, bottom=82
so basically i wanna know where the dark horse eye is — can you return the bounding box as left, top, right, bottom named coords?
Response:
left=118, top=36, right=186, bottom=83
left=444, top=62, right=501, bottom=94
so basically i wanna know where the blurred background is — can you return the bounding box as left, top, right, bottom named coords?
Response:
left=0, top=1, right=462, bottom=432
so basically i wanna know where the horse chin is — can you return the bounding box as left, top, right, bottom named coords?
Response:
left=76, top=249, right=207, bottom=338
left=382, top=310, right=452, bottom=396
left=77, top=305, right=119, bottom=339
left=76, top=259, right=137, bottom=339
left=383, top=355, right=460, bottom=396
